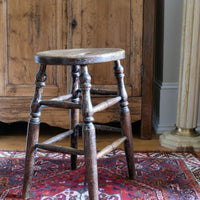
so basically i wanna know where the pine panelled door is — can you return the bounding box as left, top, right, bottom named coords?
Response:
left=0, top=0, right=156, bottom=139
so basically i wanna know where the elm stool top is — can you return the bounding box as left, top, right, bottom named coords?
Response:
left=35, top=48, right=125, bottom=65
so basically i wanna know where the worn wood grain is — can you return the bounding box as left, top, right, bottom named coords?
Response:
left=80, top=64, right=99, bottom=199
left=79, top=0, right=131, bottom=86
left=90, top=88, right=117, bottom=95
left=7, top=0, right=56, bottom=85
left=141, top=0, right=156, bottom=139
left=39, top=100, right=81, bottom=109
left=22, top=49, right=136, bottom=199
left=42, top=129, right=73, bottom=145
left=0, top=0, right=6, bottom=96
left=0, top=96, right=141, bottom=128
left=70, top=65, right=80, bottom=170
left=94, top=124, right=121, bottom=133
left=36, top=143, right=84, bottom=155
left=97, top=136, right=127, bottom=159
left=114, top=60, right=136, bottom=179
left=92, top=96, right=121, bottom=113
left=23, top=63, right=48, bottom=199
left=50, top=94, right=73, bottom=101
left=0, top=0, right=156, bottom=140
left=22, top=118, right=40, bottom=199
left=35, top=48, right=125, bottom=65
left=1, top=0, right=67, bottom=98
left=130, top=0, right=143, bottom=96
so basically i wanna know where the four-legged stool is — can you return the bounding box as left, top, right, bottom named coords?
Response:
left=22, top=48, right=136, bottom=200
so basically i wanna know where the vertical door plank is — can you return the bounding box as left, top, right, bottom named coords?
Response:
left=66, top=0, right=82, bottom=93
left=7, top=0, right=56, bottom=85
left=68, top=0, right=144, bottom=127
left=0, top=0, right=7, bottom=95
left=130, top=0, right=143, bottom=96
left=56, top=0, right=68, bottom=95
left=4, top=0, right=67, bottom=97
left=141, top=0, right=156, bottom=139
left=77, top=0, right=132, bottom=86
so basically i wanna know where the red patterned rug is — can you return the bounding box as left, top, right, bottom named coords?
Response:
left=0, top=150, right=200, bottom=200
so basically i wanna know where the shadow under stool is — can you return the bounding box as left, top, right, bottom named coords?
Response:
left=22, top=48, right=136, bottom=200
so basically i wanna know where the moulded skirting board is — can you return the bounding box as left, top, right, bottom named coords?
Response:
left=153, top=79, right=179, bottom=90
left=153, top=79, right=200, bottom=134
left=153, top=80, right=178, bottom=134
left=152, top=120, right=176, bottom=134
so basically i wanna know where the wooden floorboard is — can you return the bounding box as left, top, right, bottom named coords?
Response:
left=0, top=121, right=169, bottom=151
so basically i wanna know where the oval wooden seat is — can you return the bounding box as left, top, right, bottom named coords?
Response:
left=35, top=48, right=125, bottom=65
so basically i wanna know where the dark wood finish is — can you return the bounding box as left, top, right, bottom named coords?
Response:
left=141, top=0, right=156, bottom=139
left=114, top=60, right=136, bottom=179
left=70, top=65, right=80, bottom=170
left=22, top=120, right=40, bottom=199
left=23, top=49, right=136, bottom=200
left=39, top=100, right=81, bottom=109
left=80, top=65, right=99, bottom=200
left=77, top=123, right=122, bottom=133
left=90, top=88, right=117, bottom=95
left=35, top=143, right=84, bottom=155
left=23, top=64, right=47, bottom=199
left=94, top=124, right=121, bottom=133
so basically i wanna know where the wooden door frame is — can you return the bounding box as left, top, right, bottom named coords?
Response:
left=141, top=0, right=156, bottom=139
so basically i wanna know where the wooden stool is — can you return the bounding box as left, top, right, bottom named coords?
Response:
left=22, top=48, right=136, bottom=200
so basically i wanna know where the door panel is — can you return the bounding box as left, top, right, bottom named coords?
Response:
left=0, top=0, right=69, bottom=126
left=66, top=0, right=143, bottom=125
left=0, top=0, right=145, bottom=129
left=81, top=0, right=131, bottom=85
left=4, top=0, right=67, bottom=97
left=68, top=0, right=143, bottom=96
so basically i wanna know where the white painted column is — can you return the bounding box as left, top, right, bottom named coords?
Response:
left=160, top=0, right=200, bottom=151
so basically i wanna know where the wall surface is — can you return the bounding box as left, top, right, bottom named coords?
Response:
left=153, top=0, right=183, bottom=133
left=163, top=0, right=183, bottom=82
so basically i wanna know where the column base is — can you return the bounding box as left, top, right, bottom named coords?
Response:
left=159, top=128, right=200, bottom=152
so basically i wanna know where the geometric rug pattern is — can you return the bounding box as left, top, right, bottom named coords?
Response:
left=0, top=150, right=200, bottom=199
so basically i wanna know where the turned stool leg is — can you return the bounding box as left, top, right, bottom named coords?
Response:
left=80, top=65, right=99, bottom=200
left=70, top=65, right=80, bottom=170
left=114, top=60, right=136, bottom=180
left=22, top=64, right=47, bottom=199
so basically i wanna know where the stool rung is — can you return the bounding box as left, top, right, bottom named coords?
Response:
left=97, top=136, right=127, bottom=159
left=39, top=100, right=81, bottom=109
left=50, top=94, right=72, bottom=101
left=92, top=96, right=121, bottom=113
left=95, top=124, right=121, bottom=133
left=42, top=129, right=73, bottom=144
left=76, top=124, right=121, bottom=133
left=91, top=88, right=117, bottom=95
left=35, top=143, right=84, bottom=155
